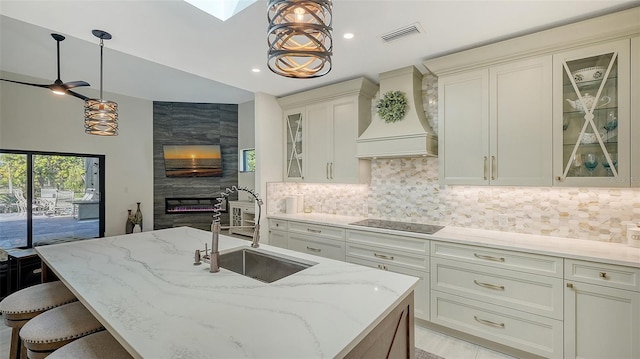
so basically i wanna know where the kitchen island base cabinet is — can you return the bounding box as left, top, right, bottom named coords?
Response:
left=345, top=292, right=415, bottom=359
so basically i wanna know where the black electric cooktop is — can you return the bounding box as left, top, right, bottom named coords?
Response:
left=350, top=219, right=444, bottom=235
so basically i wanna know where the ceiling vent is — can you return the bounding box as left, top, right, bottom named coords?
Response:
left=381, top=23, right=423, bottom=43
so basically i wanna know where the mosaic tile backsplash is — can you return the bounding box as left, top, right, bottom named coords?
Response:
left=267, top=157, right=640, bottom=243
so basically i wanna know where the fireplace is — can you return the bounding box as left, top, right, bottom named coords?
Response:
left=165, top=198, right=227, bottom=214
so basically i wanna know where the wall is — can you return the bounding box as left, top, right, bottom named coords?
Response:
left=153, top=101, right=238, bottom=230
left=266, top=71, right=640, bottom=243
left=237, top=100, right=255, bottom=201
left=0, top=75, right=154, bottom=236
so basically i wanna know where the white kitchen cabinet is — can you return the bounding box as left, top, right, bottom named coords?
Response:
left=278, top=78, right=377, bottom=184
left=438, top=56, right=552, bottom=186
left=632, top=36, right=640, bottom=187
left=553, top=40, right=632, bottom=187
left=284, top=221, right=346, bottom=261
left=430, top=241, right=564, bottom=358
left=564, top=259, right=640, bottom=359
left=346, top=229, right=430, bottom=321
left=268, top=218, right=288, bottom=248
left=228, top=201, right=255, bottom=237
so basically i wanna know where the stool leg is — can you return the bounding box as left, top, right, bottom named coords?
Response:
left=20, top=340, right=28, bottom=359
left=9, top=327, right=20, bottom=359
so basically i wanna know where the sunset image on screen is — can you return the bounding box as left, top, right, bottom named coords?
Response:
left=163, top=145, right=222, bottom=177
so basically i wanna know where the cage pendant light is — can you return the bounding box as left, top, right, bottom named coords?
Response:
left=267, top=0, right=332, bottom=78
left=85, top=30, right=118, bottom=136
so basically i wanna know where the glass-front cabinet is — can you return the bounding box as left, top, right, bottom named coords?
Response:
left=285, top=110, right=304, bottom=180
left=553, top=40, right=631, bottom=187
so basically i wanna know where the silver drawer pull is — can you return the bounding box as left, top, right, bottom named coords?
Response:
left=474, top=253, right=505, bottom=262
left=374, top=253, right=394, bottom=260
left=474, top=280, right=505, bottom=291
left=377, top=264, right=388, bottom=271
left=474, top=316, right=505, bottom=328
left=307, top=228, right=321, bottom=234
left=306, top=246, right=321, bottom=252
left=599, top=272, right=607, bottom=279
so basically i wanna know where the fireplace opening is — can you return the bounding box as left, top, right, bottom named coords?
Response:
left=165, top=198, right=227, bottom=214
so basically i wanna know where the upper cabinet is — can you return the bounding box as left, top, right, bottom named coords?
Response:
left=632, top=36, right=640, bottom=188
left=278, top=78, right=378, bottom=183
left=426, top=7, right=640, bottom=188
left=438, top=56, right=552, bottom=186
left=553, top=40, right=631, bottom=187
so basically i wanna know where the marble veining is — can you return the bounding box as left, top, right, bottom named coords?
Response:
left=36, top=227, right=417, bottom=359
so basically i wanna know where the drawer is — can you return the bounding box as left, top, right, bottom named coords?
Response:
left=269, top=219, right=288, bottom=231
left=346, top=230, right=428, bottom=255
left=431, top=291, right=563, bottom=359
left=431, top=257, right=563, bottom=320
left=565, top=259, right=640, bottom=292
left=288, top=221, right=345, bottom=240
left=347, top=256, right=430, bottom=321
left=431, top=241, right=563, bottom=278
left=346, top=242, right=428, bottom=272
left=268, top=229, right=287, bottom=248
left=288, top=233, right=345, bottom=261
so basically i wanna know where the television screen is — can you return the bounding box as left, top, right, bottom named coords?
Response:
left=163, top=145, right=223, bottom=177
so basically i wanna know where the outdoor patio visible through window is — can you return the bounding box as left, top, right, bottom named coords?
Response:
left=0, top=151, right=105, bottom=249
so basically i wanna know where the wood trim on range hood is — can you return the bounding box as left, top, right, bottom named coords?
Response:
left=356, top=66, right=437, bottom=158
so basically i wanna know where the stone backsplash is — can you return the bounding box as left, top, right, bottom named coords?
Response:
left=267, top=157, right=640, bottom=243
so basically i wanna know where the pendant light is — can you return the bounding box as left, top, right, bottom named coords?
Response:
left=84, top=30, right=118, bottom=136
left=267, top=0, right=333, bottom=78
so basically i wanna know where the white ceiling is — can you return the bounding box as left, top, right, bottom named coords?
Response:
left=1, top=0, right=639, bottom=104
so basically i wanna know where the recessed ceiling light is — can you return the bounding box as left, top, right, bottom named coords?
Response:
left=251, top=68, right=261, bottom=73
left=343, top=33, right=354, bottom=39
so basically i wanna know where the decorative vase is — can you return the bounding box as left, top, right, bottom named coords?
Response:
left=133, top=202, right=143, bottom=232
left=125, top=209, right=134, bottom=234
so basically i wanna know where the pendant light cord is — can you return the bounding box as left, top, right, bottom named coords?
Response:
left=99, top=38, right=104, bottom=100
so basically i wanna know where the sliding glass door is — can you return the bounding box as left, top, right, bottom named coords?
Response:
left=0, top=150, right=105, bottom=249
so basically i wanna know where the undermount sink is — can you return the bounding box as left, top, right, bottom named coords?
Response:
left=219, top=248, right=315, bottom=283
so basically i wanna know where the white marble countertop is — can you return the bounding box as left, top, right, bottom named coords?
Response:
left=36, top=227, right=418, bottom=359
left=268, top=213, right=640, bottom=269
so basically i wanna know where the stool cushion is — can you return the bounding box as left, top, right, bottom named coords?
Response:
left=48, top=331, right=133, bottom=359
left=0, top=281, right=76, bottom=318
left=20, top=301, right=104, bottom=345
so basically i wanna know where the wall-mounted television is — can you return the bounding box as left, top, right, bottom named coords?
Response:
left=163, top=145, right=223, bottom=177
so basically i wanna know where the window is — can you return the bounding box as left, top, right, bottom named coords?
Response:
left=239, top=148, right=256, bottom=172
left=0, top=150, right=105, bottom=249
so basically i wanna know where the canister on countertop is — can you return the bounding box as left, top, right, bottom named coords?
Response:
left=286, top=197, right=298, bottom=214
left=627, top=226, right=640, bottom=248
left=296, top=194, right=304, bottom=213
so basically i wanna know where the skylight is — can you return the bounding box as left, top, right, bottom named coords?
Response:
left=184, top=0, right=257, bottom=21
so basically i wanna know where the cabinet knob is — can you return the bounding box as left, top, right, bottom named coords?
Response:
left=566, top=283, right=574, bottom=289
left=556, top=176, right=563, bottom=181
left=599, top=272, right=607, bottom=279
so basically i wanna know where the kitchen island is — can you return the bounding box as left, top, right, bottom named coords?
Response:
left=35, top=227, right=418, bottom=358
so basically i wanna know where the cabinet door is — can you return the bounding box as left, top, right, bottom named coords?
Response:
left=489, top=56, right=552, bottom=186
left=284, top=109, right=305, bottom=180
left=632, top=36, right=640, bottom=187
left=564, top=281, right=640, bottom=359
left=439, top=69, right=490, bottom=185
left=553, top=40, right=631, bottom=187
left=330, top=99, right=360, bottom=183
left=305, top=104, right=331, bottom=182
left=268, top=229, right=287, bottom=248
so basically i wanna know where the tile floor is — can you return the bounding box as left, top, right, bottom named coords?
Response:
left=0, top=316, right=513, bottom=359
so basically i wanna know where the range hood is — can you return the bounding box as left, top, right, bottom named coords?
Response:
left=357, top=66, right=437, bottom=158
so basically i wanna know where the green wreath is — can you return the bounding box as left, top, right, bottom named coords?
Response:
left=376, top=91, right=408, bottom=124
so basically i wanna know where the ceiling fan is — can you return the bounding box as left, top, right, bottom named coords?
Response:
left=0, top=33, right=90, bottom=100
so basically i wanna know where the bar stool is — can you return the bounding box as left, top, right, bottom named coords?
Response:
left=47, top=331, right=133, bottom=359
left=0, top=281, right=77, bottom=359
left=20, top=301, right=104, bottom=359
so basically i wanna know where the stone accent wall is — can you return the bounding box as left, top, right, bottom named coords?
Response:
left=153, top=102, right=238, bottom=230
